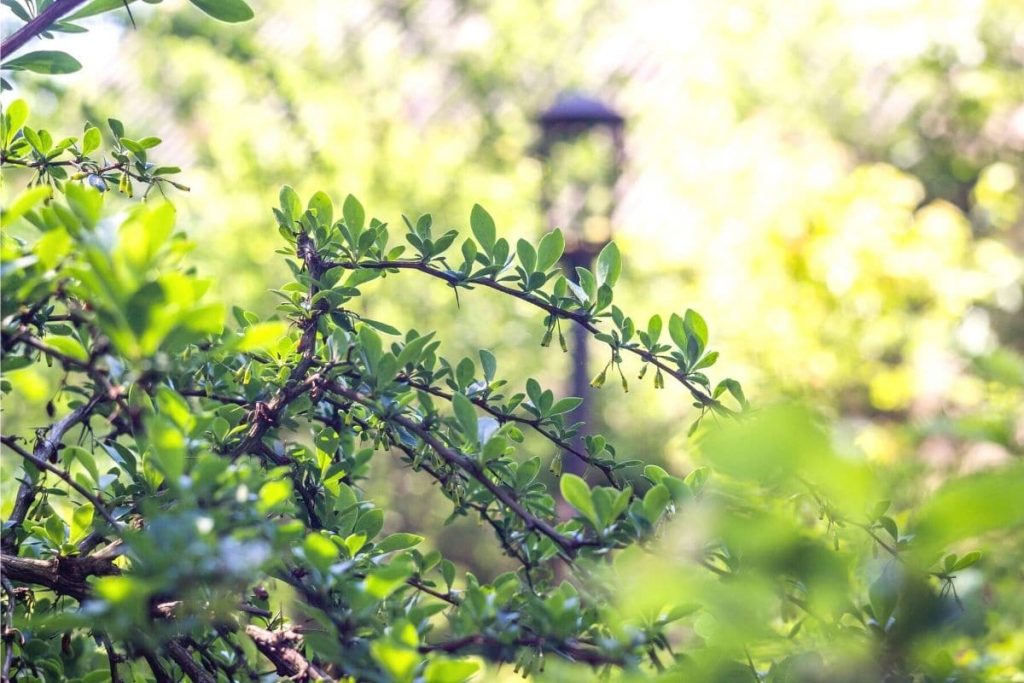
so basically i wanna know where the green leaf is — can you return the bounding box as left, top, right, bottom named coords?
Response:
left=44, top=513, right=66, bottom=546
left=155, top=387, right=194, bottom=432
left=353, top=509, right=384, bottom=540
left=669, top=313, right=687, bottom=350
left=2, top=51, right=82, bottom=74
left=107, top=118, right=124, bottom=140
left=912, top=464, right=1024, bottom=556
left=516, top=457, right=541, bottom=488
left=479, top=349, right=496, bottom=382
left=147, top=415, right=186, bottom=482
left=69, top=0, right=140, bottom=20
left=1, top=185, right=50, bottom=224
left=258, top=479, right=293, bottom=513
left=70, top=504, right=94, bottom=544
left=308, top=191, right=334, bottom=226
left=536, top=228, right=565, bottom=272
left=455, top=357, right=475, bottom=389
left=46, top=335, right=88, bottom=362
left=2, top=0, right=30, bottom=21
left=953, top=551, right=982, bottom=571
left=560, top=474, right=598, bottom=527
left=516, top=239, right=537, bottom=274
left=116, top=202, right=176, bottom=273
left=4, top=99, right=29, bottom=144
left=548, top=397, right=582, bottom=416
left=365, top=560, right=414, bottom=599
left=358, top=325, right=382, bottom=369
left=470, top=204, right=496, bottom=254
left=595, top=241, right=621, bottom=287
left=303, top=533, right=339, bottom=573
left=878, top=516, right=898, bottom=540
left=424, top=659, right=480, bottom=683
left=647, top=314, right=662, bottom=344
left=693, top=351, right=719, bottom=371
left=395, top=332, right=434, bottom=368
left=81, top=126, right=101, bottom=155
left=643, top=484, right=671, bottom=523
left=64, top=446, right=99, bottom=486
left=279, top=185, right=301, bottom=220
left=452, top=393, right=478, bottom=447
left=440, top=560, right=455, bottom=589
left=188, top=0, right=254, bottom=22
left=343, top=194, right=365, bottom=233
left=684, top=308, right=709, bottom=348
left=375, top=533, right=424, bottom=554
left=21, top=126, right=44, bottom=153
left=237, top=321, right=289, bottom=352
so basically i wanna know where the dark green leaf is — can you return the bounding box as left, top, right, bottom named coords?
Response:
left=2, top=51, right=82, bottom=74
left=595, top=241, right=621, bottom=287
left=188, top=0, right=254, bottom=22
left=470, top=204, right=496, bottom=254
left=452, top=393, right=478, bottom=446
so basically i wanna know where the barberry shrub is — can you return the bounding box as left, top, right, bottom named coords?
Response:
left=3, top=3, right=1023, bottom=683
left=0, top=110, right=742, bottom=679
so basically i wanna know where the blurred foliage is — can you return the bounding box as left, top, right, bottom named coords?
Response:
left=2, top=0, right=1024, bottom=680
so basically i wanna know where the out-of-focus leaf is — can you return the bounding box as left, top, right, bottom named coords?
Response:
left=2, top=51, right=82, bottom=74
left=911, top=464, right=1024, bottom=558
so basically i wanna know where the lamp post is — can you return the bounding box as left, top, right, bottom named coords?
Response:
left=537, top=93, right=625, bottom=477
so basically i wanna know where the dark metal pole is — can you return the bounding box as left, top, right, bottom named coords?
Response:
left=562, top=248, right=595, bottom=478
left=536, top=93, right=625, bottom=484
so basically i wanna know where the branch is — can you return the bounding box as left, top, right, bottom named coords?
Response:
left=226, top=232, right=331, bottom=462
left=419, top=633, right=625, bottom=667
left=0, top=328, right=132, bottom=428
left=0, top=552, right=120, bottom=601
left=2, top=577, right=16, bottom=682
left=324, top=258, right=734, bottom=414
left=399, top=374, right=624, bottom=489
left=244, top=626, right=331, bottom=681
left=1, top=390, right=121, bottom=554
left=1, top=432, right=122, bottom=531
left=141, top=650, right=174, bottom=683
left=0, top=0, right=89, bottom=58
left=163, top=640, right=215, bottom=683
left=327, top=381, right=579, bottom=556
left=326, top=397, right=538, bottom=570
left=98, top=632, right=123, bottom=683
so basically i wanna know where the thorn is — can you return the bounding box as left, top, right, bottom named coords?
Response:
left=122, top=0, right=137, bottom=30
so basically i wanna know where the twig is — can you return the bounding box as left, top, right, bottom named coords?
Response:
left=327, top=381, right=579, bottom=556
left=324, top=258, right=734, bottom=414
left=399, top=374, right=625, bottom=489
left=0, top=0, right=89, bottom=58
left=245, top=625, right=331, bottom=681
left=419, top=632, right=624, bottom=667
left=163, top=640, right=215, bottom=683
left=99, top=632, right=123, bottom=683
left=0, top=433, right=121, bottom=530
left=1, top=577, right=17, bottom=683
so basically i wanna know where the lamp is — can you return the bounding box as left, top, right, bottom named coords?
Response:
left=536, top=93, right=625, bottom=476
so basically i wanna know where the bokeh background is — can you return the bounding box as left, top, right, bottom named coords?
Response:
left=4, top=0, right=1023, bottom=677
